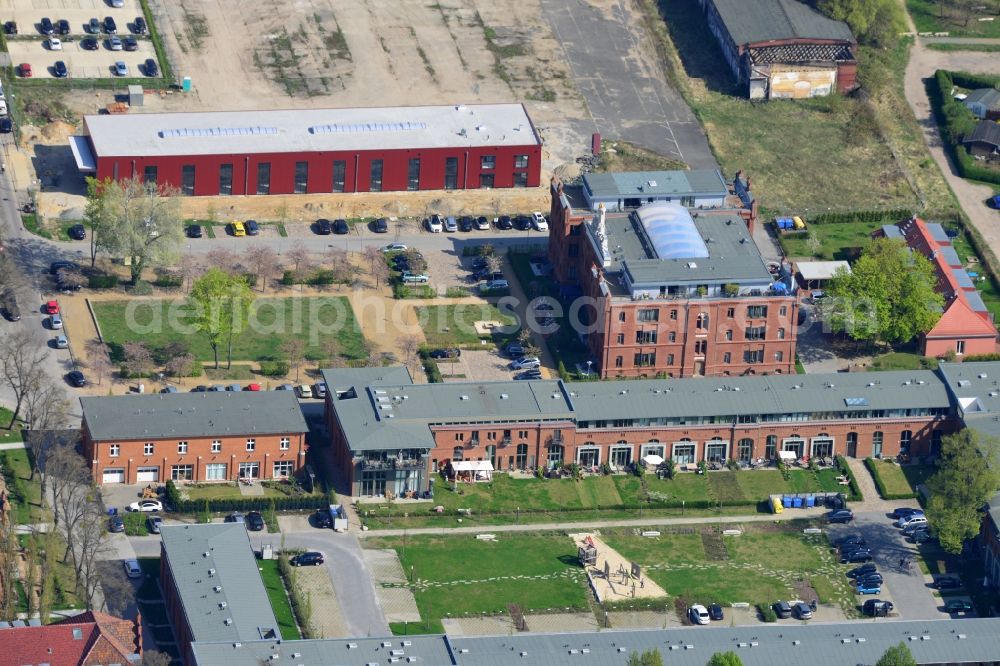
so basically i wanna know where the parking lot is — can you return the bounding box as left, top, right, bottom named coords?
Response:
left=1, top=0, right=158, bottom=79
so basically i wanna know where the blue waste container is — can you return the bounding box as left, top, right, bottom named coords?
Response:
left=783, top=495, right=792, bottom=508
left=792, top=496, right=803, bottom=508
left=805, top=495, right=815, bottom=508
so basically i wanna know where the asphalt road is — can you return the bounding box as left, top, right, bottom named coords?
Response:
left=541, top=0, right=717, bottom=169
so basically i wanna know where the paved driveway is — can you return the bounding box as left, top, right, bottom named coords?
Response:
left=828, top=510, right=945, bottom=621
left=541, top=0, right=716, bottom=169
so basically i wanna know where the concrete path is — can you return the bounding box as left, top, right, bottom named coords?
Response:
left=0, top=441, right=27, bottom=450
left=362, top=548, right=421, bottom=623
left=293, top=565, right=350, bottom=638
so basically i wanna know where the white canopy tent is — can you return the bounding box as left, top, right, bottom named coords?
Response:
left=778, top=450, right=797, bottom=462
left=642, top=454, right=665, bottom=466
left=451, top=460, right=494, bottom=483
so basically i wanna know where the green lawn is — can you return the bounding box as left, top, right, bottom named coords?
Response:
left=778, top=221, right=885, bottom=261
left=93, top=297, right=367, bottom=363
left=605, top=526, right=850, bottom=608
left=867, top=461, right=935, bottom=498
left=908, top=0, right=1000, bottom=38
left=259, top=560, right=302, bottom=640
left=366, top=534, right=589, bottom=630
left=869, top=352, right=938, bottom=372
left=0, top=407, right=24, bottom=444
left=926, top=42, right=1000, bottom=53
left=0, top=448, right=42, bottom=524
left=416, top=303, right=516, bottom=347
left=182, top=482, right=288, bottom=501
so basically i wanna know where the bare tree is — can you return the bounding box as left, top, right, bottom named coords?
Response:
left=398, top=334, right=421, bottom=367
left=23, top=382, right=69, bottom=432
left=403, top=249, right=427, bottom=275
left=75, top=501, right=113, bottom=610
left=55, top=268, right=87, bottom=291
left=165, top=353, right=195, bottom=378
left=287, top=243, right=312, bottom=283
left=244, top=245, right=279, bottom=292
left=282, top=338, right=306, bottom=383
left=0, top=521, right=18, bottom=620
left=99, top=560, right=135, bottom=616
left=85, top=339, right=114, bottom=387
left=122, top=341, right=154, bottom=381
left=323, top=338, right=343, bottom=369
left=328, top=248, right=352, bottom=288
left=206, top=247, right=239, bottom=275
left=179, top=253, right=203, bottom=291
left=0, top=329, right=45, bottom=428
left=43, top=437, right=84, bottom=533
left=362, top=245, right=383, bottom=272
left=141, top=651, right=172, bottom=666
left=49, top=445, right=91, bottom=570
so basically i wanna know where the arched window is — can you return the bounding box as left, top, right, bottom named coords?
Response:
left=872, top=431, right=884, bottom=458
left=738, top=438, right=753, bottom=463
left=765, top=435, right=777, bottom=459
left=900, top=430, right=912, bottom=454
left=696, top=313, right=709, bottom=330
left=515, top=443, right=528, bottom=468
left=547, top=443, right=564, bottom=468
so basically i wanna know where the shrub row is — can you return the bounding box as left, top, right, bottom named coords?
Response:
left=259, top=360, right=290, bottom=377
left=929, top=70, right=1000, bottom=186
left=88, top=274, right=119, bottom=289
left=864, top=457, right=918, bottom=501
left=835, top=455, right=864, bottom=502
left=963, top=352, right=1000, bottom=362
left=421, top=354, right=444, bottom=383
left=174, top=494, right=328, bottom=514
left=280, top=269, right=341, bottom=286
left=153, top=274, right=183, bottom=288
left=809, top=209, right=913, bottom=225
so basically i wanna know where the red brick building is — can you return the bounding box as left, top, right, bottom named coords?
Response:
left=0, top=611, right=141, bottom=665
left=323, top=364, right=964, bottom=497
left=71, top=104, right=542, bottom=196
left=548, top=177, right=797, bottom=379
left=876, top=217, right=998, bottom=359
left=698, top=0, right=857, bottom=99
left=80, top=392, right=308, bottom=485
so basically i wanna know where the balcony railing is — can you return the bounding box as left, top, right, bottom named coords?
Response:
left=361, top=458, right=426, bottom=471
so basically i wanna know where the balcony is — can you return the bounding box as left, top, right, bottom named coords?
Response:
left=500, top=437, right=512, bottom=448
left=361, top=458, right=426, bottom=471
left=465, top=438, right=480, bottom=449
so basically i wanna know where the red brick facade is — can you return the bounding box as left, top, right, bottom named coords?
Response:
left=83, top=432, right=307, bottom=485
left=547, top=179, right=797, bottom=379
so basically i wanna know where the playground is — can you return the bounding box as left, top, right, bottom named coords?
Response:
left=573, top=533, right=666, bottom=603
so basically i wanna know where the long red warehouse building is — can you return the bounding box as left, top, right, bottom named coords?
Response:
left=70, top=104, right=542, bottom=196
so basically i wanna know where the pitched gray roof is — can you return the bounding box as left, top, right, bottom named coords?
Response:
left=964, top=119, right=1000, bottom=148
left=566, top=369, right=950, bottom=421
left=80, top=391, right=308, bottom=441
left=160, top=524, right=278, bottom=644
left=192, top=636, right=454, bottom=665
left=448, top=619, right=1000, bottom=666
left=707, top=0, right=854, bottom=46
left=321, top=367, right=574, bottom=452
left=966, top=87, right=1000, bottom=110
left=582, top=170, right=727, bottom=200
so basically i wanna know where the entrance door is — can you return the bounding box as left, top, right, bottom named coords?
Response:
left=136, top=467, right=159, bottom=483
left=102, top=468, right=125, bottom=484
left=238, top=462, right=260, bottom=479
left=609, top=446, right=631, bottom=469
left=782, top=439, right=804, bottom=458
left=694, top=360, right=705, bottom=376
left=846, top=433, right=858, bottom=458
left=578, top=448, right=600, bottom=468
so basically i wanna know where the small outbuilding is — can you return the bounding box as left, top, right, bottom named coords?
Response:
left=795, top=260, right=850, bottom=290
left=581, top=169, right=728, bottom=211
left=963, top=120, right=1000, bottom=161
left=964, top=88, right=1000, bottom=121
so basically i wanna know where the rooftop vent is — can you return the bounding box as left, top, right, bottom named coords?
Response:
left=208, top=568, right=216, bottom=577
left=980, top=373, right=988, bottom=379
left=460, top=395, right=469, bottom=401
left=648, top=180, right=658, bottom=188
left=233, top=643, right=242, bottom=648
left=309, top=121, right=427, bottom=134
left=687, top=262, right=698, bottom=269
left=213, top=585, right=222, bottom=593
left=402, top=641, right=412, bottom=647
left=383, top=642, right=393, bottom=648
left=160, top=126, right=278, bottom=138
left=203, top=551, right=210, bottom=557
left=347, top=643, right=358, bottom=650
left=959, top=380, right=972, bottom=387
left=390, top=649, right=404, bottom=656
left=500, top=393, right=509, bottom=399
left=219, top=601, right=227, bottom=609
left=224, top=618, right=232, bottom=626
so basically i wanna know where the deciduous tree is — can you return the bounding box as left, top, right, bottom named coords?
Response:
left=707, top=652, right=743, bottom=666
left=187, top=268, right=255, bottom=369
left=926, top=429, right=1000, bottom=553
left=85, top=340, right=113, bottom=387
left=83, top=176, right=112, bottom=267
left=287, top=243, right=312, bottom=283
left=626, top=649, right=663, bottom=666
left=282, top=337, right=306, bottom=383
left=817, top=0, right=905, bottom=46
left=876, top=642, right=917, bottom=666
left=244, top=245, right=279, bottom=292
left=822, top=237, right=942, bottom=346
left=0, top=329, right=46, bottom=429
left=404, top=249, right=427, bottom=275
left=122, top=341, right=154, bottom=380
left=92, top=177, right=183, bottom=284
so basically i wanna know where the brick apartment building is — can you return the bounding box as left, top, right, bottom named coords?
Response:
left=1, top=611, right=141, bottom=665
left=321, top=363, right=979, bottom=497
left=547, top=176, right=797, bottom=379
left=877, top=217, right=998, bottom=358
left=80, top=392, right=308, bottom=485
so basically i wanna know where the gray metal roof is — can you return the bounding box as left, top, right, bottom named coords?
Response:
left=926, top=222, right=950, bottom=244
left=321, top=367, right=574, bottom=452
left=589, top=209, right=774, bottom=287
left=966, top=290, right=989, bottom=314
left=707, top=0, right=854, bottom=46
left=160, top=524, right=278, bottom=644
left=448, top=619, right=1000, bottom=666
left=582, top=170, right=727, bottom=200
left=964, top=119, right=1000, bottom=148
left=80, top=391, right=308, bottom=441
left=567, top=369, right=950, bottom=421
left=83, top=104, right=540, bottom=158
left=966, top=87, right=1000, bottom=110
left=939, top=246, right=961, bottom=267
left=192, top=636, right=455, bottom=665
left=938, top=362, right=1000, bottom=418
left=881, top=224, right=903, bottom=239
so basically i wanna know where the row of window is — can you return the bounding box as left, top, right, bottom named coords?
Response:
left=155, top=155, right=533, bottom=196
left=618, top=327, right=787, bottom=346
left=629, top=307, right=788, bottom=324
left=576, top=407, right=948, bottom=429
left=110, top=438, right=291, bottom=457
left=612, top=349, right=785, bottom=368
left=453, top=429, right=531, bottom=442
left=169, top=460, right=294, bottom=481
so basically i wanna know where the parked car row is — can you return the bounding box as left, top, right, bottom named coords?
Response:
left=228, top=220, right=260, bottom=236
left=183, top=382, right=327, bottom=398
left=686, top=603, right=723, bottom=625
left=890, top=507, right=937, bottom=543
left=21, top=15, right=145, bottom=37
left=313, top=218, right=349, bottom=235
left=772, top=599, right=814, bottom=620
left=425, top=212, right=548, bottom=234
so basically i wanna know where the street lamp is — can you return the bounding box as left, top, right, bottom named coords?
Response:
left=586, top=360, right=593, bottom=378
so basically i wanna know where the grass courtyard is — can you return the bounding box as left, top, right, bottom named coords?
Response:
left=366, top=533, right=590, bottom=632
left=360, top=468, right=850, bottom=529
left=866, top=459, right=935, bottom=499
left=0, top=448, right=43, bottom=524
left=259, top=559, right=302, bottom=640
left=92, top=297, right=367, bottom=364
left=416, top=303, right=516, bottom=348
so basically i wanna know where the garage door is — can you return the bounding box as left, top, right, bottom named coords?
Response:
left=102, top=468, right=125, bottom=484
left=136, top=467, right=159, bottom=482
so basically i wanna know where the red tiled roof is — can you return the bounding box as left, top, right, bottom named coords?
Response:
left=927, top=297, right=999, bottom=339
left=3, top=612, right=138, bottom=666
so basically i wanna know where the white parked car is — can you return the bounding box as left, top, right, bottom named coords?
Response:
left=532, top=212, right=548, bottom=231
left=688, top=604, right=710, bottom=625
left=426, top=215, right=443, bottom=233
left=123, top=559, right=142, bottom=578
left=50, top=313, right=63, bottom=329
left=896, top=514, right=927, bottom=529
left=109, top=36, right=122, bottom=51
left=314, top=382, right=328, bottom=399
left=297, top=384, right=314, bottom=399
left=510, top=356, right=541, bottom=370
left=127, top=499, right=162, bottom=513
left=382, top=243, right=407, bottom=253
left=48, top=37, right=61, bottom=50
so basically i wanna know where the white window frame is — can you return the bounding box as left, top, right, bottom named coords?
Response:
left=704, top=439, right=729, bottom=463
left=211, top=440, right=221, bottom=453
left=273, top=460, right=294, bottom=478
left=810, top=437, right=835, bottom=458
left=144, top=442, right=154, bottom=456
left=178, top=441, right=188, bottom=454
left=109, top=444, right=120, bottom=457
left=672, top=442, right=696, bottom=465
left=171, top=464, right=193, bottom=481
left=640, top=443, right=666, bottom=460
left=246, top=438, right=256, bottom=452
left=280, top=437, right=290, bottom=451
left=205, top=463, right=227, bottom=480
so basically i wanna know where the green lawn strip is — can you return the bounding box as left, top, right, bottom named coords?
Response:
left=869, top=351, right=938, bottom=371
left=902, top=465, right=935, bottom=492
left=0, top=407, right=24, bottom=443
left=390, top=619, right=445, bottom=636
left=926, top=42, right=1000, bottom=52
left=93, top=296, right=367, bottom=363
left=416, top=303, right=516, bottom=347
left=907, top=0, right=1000, bottom=38
left=258, top=559, right=302, bottom=640
left=778, top=220, right=885, bottom=261
left=0, top=448, right=41, bottom=524
left=123, top=512, right=151, bottom=536
left=725, top=532, right=824, bottom=571
left=183, top=482, right=288, bottom=501
left=370, top=534, right=588, bottom=626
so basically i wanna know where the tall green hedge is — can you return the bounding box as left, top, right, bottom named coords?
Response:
left=174, top=494, right=327, bottom=514
left=835, top=455, right=864, bottom=503
left=809, top=209, right=913, bottom=225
